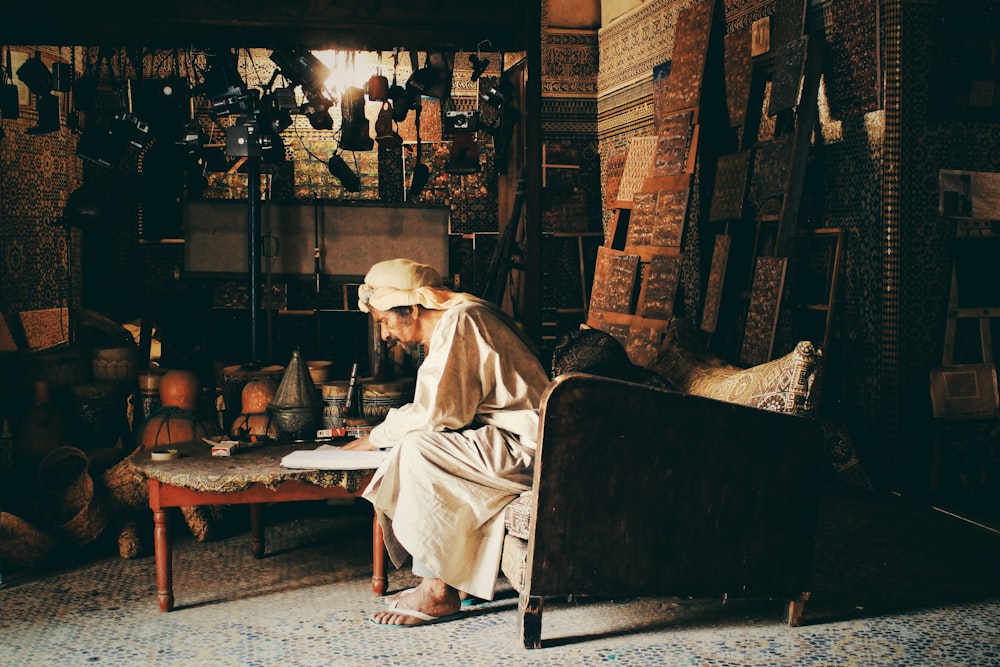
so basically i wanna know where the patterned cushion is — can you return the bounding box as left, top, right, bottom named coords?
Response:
left=550, top=327, right=674, bottom=389
left=503, top=493, right=533, bottom=540
left=650, top=318, right=821, bottom=415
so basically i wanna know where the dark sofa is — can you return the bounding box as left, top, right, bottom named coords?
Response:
left=499, top=325, right=826, bottom=648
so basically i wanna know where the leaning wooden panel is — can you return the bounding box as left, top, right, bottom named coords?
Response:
left=651, top=60, right=672, bottom=132
left=825, top=0, right=881, bottom=117
left=709, top=151, right=752, bottom=223
left=724, top=27, right=753, bottom=128
left=637, top=253, right=682, bottom=321
left=523, top=372, right=824, bottom=602
left=650, top=110, right=697, bottom=177
left=701, top=234, right=732, bottom=334
left=589, top=247, right=640, bottom=315
left=625, top=191, right=658, bottom=248
left=662, top=0, right=716, bottom=115
left=740, top=256, right=788, bottom=366
left=768, top=36, right=809, bottom=116
left=651, top=189, right=689, bottom=247
left=625, top=188, right=689, bottom=252
left=615, top=136, right=659, bottom=206
left=749, top=135, right=795, bottom=217
left=769, top=0, right=809, bottom=57
left=584, top=309, right=633, bottom=349
left=625, top=322, right=670, bottom=368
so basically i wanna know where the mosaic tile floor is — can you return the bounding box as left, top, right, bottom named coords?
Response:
left=1, top=490, right=999, bottom=667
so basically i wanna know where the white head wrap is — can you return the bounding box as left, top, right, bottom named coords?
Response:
left=357, top=258, right=476, bottom=313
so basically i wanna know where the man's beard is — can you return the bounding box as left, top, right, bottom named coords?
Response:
left=387, top=338, right=419, bottom=355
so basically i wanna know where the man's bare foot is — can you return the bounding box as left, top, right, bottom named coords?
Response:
left=385, top=587, right=476, bottom=607
left=370, top=578, right=461, bottom=626
left=383, top=586, right=417, bottom=605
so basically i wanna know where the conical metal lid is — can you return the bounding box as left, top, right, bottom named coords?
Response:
left=270, top=348, right=323, bottom=409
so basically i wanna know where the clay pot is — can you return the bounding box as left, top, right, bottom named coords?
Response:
left=229, top=379, right=280, bottom=440
left=307, top=360, right=334, bottom=383
left=136, top=409, right=219, bottom=449
left=219, top=363, right=285, bottom=420
left=136, top=369, right=218, bottom=449
left=158, top=369, right=201, bottom=411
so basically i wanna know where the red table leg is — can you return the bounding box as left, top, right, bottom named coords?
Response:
left=153, top=507, right=174, bottom=612
left=371, top=515, right=387, bottom=596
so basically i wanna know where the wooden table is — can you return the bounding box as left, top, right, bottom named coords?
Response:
left=129, top=440, right=386, bottom=612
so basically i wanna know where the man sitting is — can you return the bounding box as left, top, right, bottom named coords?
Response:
left=342, top=258, right=550, bottom=627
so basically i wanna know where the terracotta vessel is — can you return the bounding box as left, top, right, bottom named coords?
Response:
left=136, top=369, right=219, bottom=448
left=229, top=379, right=280, bottom=440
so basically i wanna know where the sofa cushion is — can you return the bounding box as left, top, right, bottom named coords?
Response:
left=550, top=327, right=674, bottom=389
left=500, top=532, right=529, bottom=592
left=651, top=318, right=820, bottom=415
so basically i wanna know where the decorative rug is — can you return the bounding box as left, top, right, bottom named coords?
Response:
left=1, top=488, right=998, bottom=666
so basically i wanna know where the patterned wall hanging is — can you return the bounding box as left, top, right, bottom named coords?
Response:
left=724, top=27, right=753, bottom=128
left=709, top=150, right=752, bottom=222
left=701, top=234, right=732, bottom=333
left=397, top=98, right=443, bottom=143
left=662, top=0, right=716, bottom=115
left=18, top=308, right=69, bottom=350
left=740, top=255, right=788, bottom=365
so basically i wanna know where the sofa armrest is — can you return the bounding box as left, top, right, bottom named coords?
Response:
left=522, top=372, right=825, bottom=601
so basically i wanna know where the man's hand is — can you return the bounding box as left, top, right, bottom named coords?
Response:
left=340, top=435, right=377, bottom=451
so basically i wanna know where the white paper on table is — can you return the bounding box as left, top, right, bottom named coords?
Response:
left=280, top=444, right=388, bottom=470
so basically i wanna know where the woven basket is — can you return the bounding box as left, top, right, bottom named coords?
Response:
left=100, top=457, right=148, bottom=512
left=37, top=446, right=92, bottom=516
left=0, top=511, right=57, bottom=569
left=181, top=505, right=221, bottom=542
left=56, top=493, right=109, bottom=545
left=37, top=446, right=108, bottom=545
left=116, top=519, right=142, bottom=559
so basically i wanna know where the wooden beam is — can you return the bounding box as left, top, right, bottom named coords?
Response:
left=0, top=0, right=528, bottom=51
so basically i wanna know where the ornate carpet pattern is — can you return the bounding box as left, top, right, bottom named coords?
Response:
left=1, top=489, right=998, bottom=666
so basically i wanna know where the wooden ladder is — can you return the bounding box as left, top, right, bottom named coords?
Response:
left=929, top=221, right=1000, bottom=491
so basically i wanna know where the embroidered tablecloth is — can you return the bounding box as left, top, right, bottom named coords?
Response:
left=128, top=440, right=372, bottom=494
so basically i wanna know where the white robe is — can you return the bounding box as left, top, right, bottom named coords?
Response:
left=362, top=300, right=550, bottom=600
